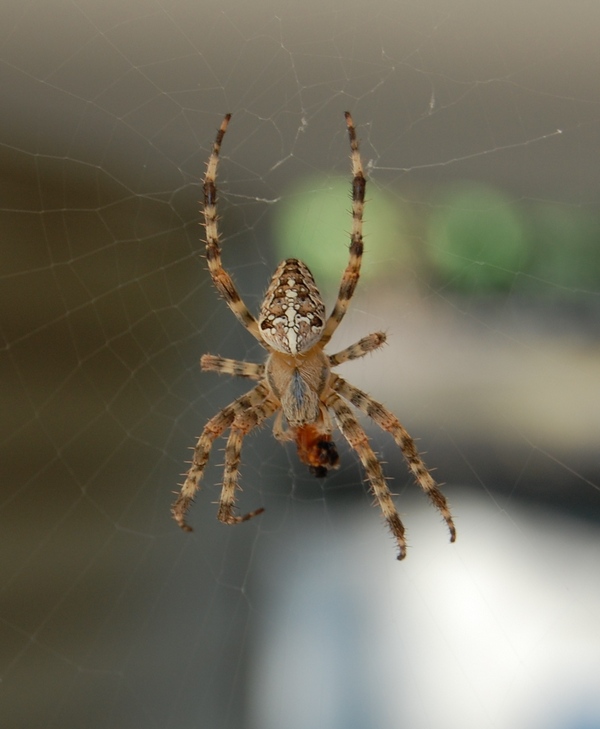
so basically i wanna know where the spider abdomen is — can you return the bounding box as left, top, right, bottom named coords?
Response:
left=258, top=258, right=325, bottom=354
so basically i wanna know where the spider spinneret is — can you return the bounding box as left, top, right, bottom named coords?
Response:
left=171, top=112, right=456, bottom=560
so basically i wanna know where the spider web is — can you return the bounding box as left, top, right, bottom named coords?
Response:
left=2, top=1, right=600, bottom=727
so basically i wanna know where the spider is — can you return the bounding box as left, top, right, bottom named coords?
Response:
left=172, top=112, right=456, bottom=560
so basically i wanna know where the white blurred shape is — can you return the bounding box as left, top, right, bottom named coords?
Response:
left=250, top=492, right=600, bottom=729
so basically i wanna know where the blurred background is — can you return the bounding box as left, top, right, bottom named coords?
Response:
left=1, top=0, right=599, bottom=727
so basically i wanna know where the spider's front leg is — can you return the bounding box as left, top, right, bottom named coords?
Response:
left=172, top=382, right=271, bottom=531
left=332, top=375, right=456, bottom=545
left=326, top=390, right=408, bottom=560
left=217, top=393, right=279, bottom=524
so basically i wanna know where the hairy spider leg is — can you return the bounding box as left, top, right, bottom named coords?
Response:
left=320, top=112, right=366, bottom=346
left=203, top=114, right=264, bottom=343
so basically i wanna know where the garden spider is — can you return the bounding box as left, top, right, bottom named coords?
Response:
left=172, top=112, right=456, bottom=559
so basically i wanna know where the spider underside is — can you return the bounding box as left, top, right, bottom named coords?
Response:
left=172, top=112, right=456, bottom=560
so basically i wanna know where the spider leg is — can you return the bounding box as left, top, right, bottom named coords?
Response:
left=320, top=112, right=366, bottom=347
left=201, top=353, right=264, bottom=380
left=329, top=331, right=386, bottom=367
left=203, top=114, right=263, bottom=343
left=332, top=375, right=456, bottom=544
left=172, top=381, right=271, bottom=531
left=217, top=394, right=280, bottom=524
left=326, top=390, right=407, bottom=560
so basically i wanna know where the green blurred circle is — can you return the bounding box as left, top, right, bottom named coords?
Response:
left=427, top=184, right=529, bottom=291
left=272, top=175, right=409, bottom=285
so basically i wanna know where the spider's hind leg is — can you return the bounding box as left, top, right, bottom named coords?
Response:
left=319, top=112, right=366, bottom=347
left=203, top=114, right=264, bottom=343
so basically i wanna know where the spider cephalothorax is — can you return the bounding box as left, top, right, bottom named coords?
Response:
left=172, top=113, right=455, bottom=560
